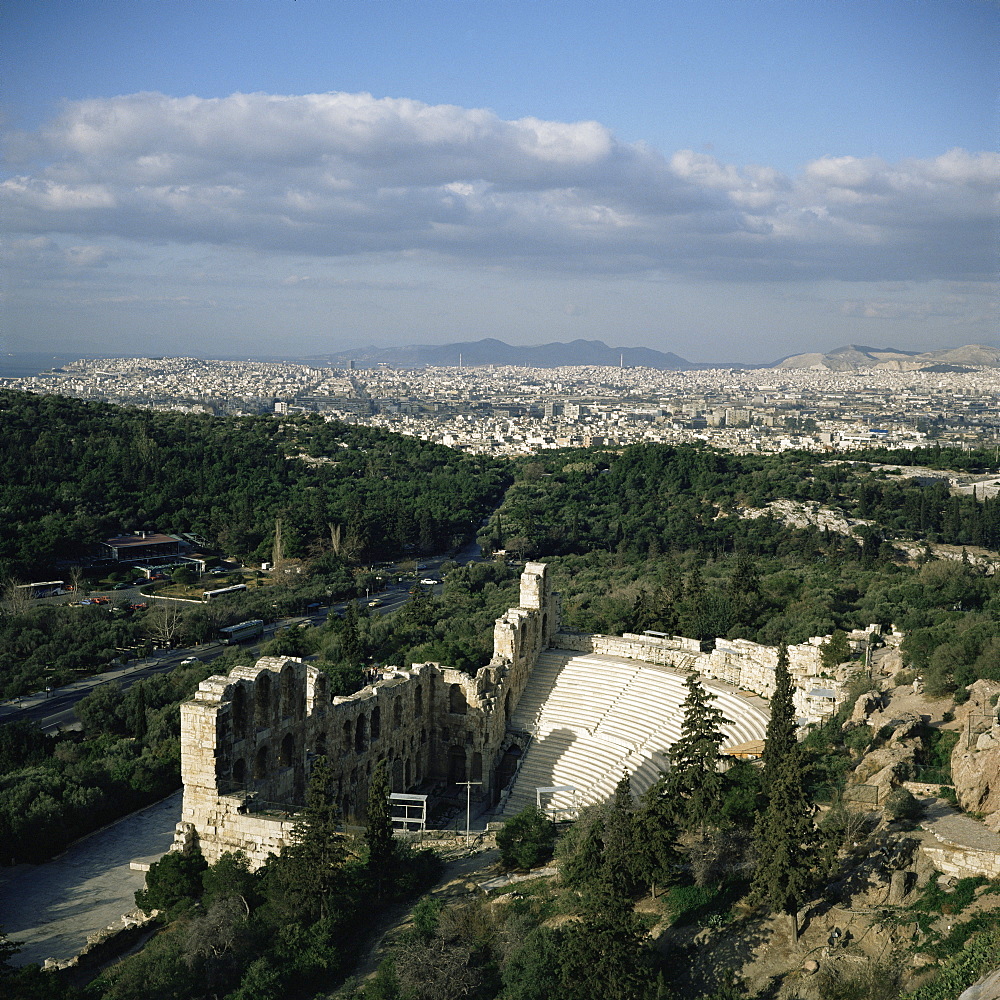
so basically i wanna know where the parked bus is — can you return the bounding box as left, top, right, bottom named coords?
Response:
left=16, top=580, right=67, bottom=598
left=219, top=620, right=264, bottom=644
left=203, top=583, right=247, bottom=602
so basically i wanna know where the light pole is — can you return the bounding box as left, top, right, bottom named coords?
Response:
left=456, top=780, right=483, bottom=845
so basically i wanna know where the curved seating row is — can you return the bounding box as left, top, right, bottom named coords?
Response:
left=499, top=649, right=770, bottom=817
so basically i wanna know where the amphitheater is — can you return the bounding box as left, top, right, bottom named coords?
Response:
left=177, top=563, right=864, bottom=865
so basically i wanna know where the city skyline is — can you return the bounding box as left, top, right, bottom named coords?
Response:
left=2, top=0, right=997, bottom=363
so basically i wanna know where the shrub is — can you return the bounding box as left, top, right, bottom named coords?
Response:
left=497, top=807, right=556, bottom=871
left=883, top=788, right=920, bottom=823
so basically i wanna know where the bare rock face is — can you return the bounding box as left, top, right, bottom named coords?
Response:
left=851, top=691, right=883, bottom=725
left=849, top=714, right=924, bottom=800
left=952, top=746, right=1000, bottom=833
left=950, top=680, right=1000, bottom=832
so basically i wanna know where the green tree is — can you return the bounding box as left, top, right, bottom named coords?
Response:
left=497, top=807, right=556, bottom=871
left=762, top=643, right=796, bottom=786
left=749, top=744, right=818, bottom=945
left=135, top=847, right=207, bottom=916
left=264, top=756, right=346, bottom=923
left=365, top=759, right=396, bottom=899
left=663, top=672, right=728, bottom=834
left=821, top=629, right=851, bottom=670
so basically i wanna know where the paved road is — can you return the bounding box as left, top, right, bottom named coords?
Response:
left=0, top=792, right=181, bottom=968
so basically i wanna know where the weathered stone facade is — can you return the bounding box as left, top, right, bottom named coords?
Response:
left=177, top=563, right=555, bottom=865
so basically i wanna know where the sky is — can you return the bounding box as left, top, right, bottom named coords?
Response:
left=1, top=0, right=998, bottom=364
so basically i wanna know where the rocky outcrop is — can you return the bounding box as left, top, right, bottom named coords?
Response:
left=849, top=715, right=924, bottom=801
left=951, top=680, right=1000, bottom=832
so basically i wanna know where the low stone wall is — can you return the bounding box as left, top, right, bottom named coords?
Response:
left=920, top=843, right=1000, bottom=880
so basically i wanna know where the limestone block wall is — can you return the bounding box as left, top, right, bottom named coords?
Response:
left=177, top=563, right=558, bottom=866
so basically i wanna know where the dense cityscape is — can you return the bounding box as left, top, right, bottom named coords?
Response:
left=5, top=355, right=998, bottom=457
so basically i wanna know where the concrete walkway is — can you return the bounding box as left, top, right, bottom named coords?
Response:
left=919, top=796, right=1000, bottom=853
left=0, top=791, right=180, bottom=967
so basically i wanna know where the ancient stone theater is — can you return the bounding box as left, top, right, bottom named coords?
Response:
left=177, top=563, right=556, bottom=864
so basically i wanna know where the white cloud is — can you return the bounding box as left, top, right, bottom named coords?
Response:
left=2, top=91, right=997, bottom=284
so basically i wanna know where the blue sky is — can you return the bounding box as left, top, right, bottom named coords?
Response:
left=2, top=0, right=997, bottom=363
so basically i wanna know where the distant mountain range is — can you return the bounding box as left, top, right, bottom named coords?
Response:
left=291, top=339, right=1000, bottom=372
left=4, top=341, right=998, bottom=378
left=773, top=344, right=1000, bottom=372
left=294, top=338, right=700, bottom=370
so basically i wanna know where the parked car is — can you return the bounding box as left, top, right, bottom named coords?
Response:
left=420, top=578, right=440, bottom=586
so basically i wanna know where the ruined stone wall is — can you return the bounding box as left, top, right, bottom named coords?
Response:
left=177, top=563, right=557, bottom=865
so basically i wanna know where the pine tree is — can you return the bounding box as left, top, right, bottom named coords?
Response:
left=749, top=745, right=818, bottom=946
left=664, top=672, right=728, bottom=834
left=762, top=643, right=796, bottom=786
left=267, top=756, right=346, bottom=922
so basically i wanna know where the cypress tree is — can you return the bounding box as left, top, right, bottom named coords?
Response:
left=762, top=644, right=796, bottom=786
left=365, top=759, right=396, bottom=899
left=749, top=744, right=818, bottom=946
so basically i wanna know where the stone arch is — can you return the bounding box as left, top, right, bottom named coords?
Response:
left=414, top=684, right=423, bottom=717
left=471, top=751, right=483, bottom=782
left=253, top=743, right=269, bottom=779
left=343, top=720, right=352, bottom=752
left=280, top=662, right=297, bottom=718
left=393, top=698, right=403, bottom=728
left=448, top=745, right=467, bottom=784
left=392, top=758, right=404, bottom=792
left=232, top=685, right=248, bottom=738
left=279, top=732, right=295, bottom=767
left=371, top=705, right=381, bottom=741
left=355, top=714, right=367, bottom=753
left=449, top=683, right=467, bottom=715
left=232, top=758, right=246, bottom=785
left=254, top=673, right=272, bottom=728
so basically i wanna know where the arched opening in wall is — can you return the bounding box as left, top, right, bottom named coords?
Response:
left=404, top=759, right=411, bottom=787
left=279, top=732, right=295, bottom=767
left=371, top=706, right=381, bottom=741
left=281, top=663, right=299, bottom=718
left=542, top=612, right=548, bottom=637
left=255, top=674, right=272, bottom=728
left=504, top=690, right=511, bottom=724
left=393, top=698, right=402, bottom=728
left=232, top=686, right=248, bottom=739
left=448, top=745, right=467, bottom=784
left=471, top=752, right=483, bottom=782
left=314, top=734, right=327, bottom=760
left=449, top=684, right=467, bottom=715
left=253, top=744, right=269, bottom=780
left=355, top=715, right=367, bottom=753
left=232, top=758, right=246, bottom=786
left=392, top=758, right=404, bottom=792
left=421, top=728, right=428, bottom=744
left=343, top=721, right=352, bottom=752
left=340, top=795, right=350, bottom=820
left=414, top=684, right=423, bottom=717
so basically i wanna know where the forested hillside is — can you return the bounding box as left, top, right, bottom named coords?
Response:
left=0, top=390, right=510, bottom=579
left=484, top=445, right=1000, bottom=697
